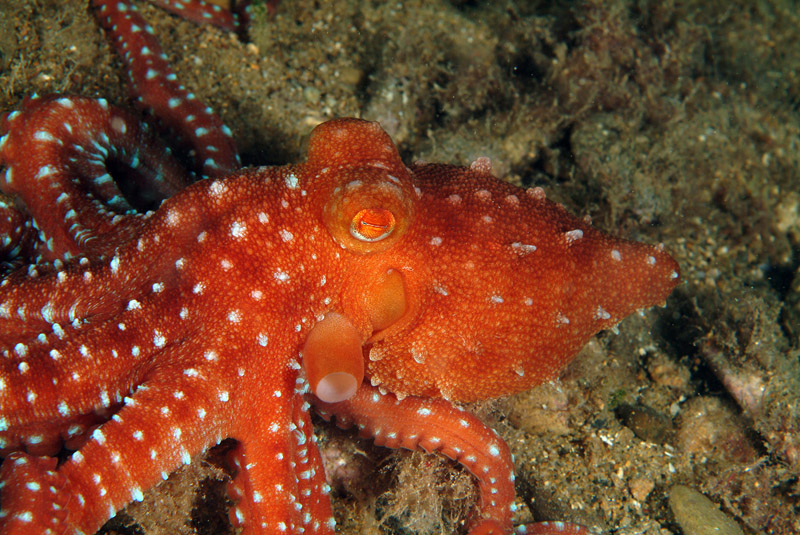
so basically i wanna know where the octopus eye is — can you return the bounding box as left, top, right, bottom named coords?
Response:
left=350, top=208, right=395, bottom=242
left=323, top=169, right=414, bottom=254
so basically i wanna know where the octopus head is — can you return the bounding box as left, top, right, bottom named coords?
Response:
left=302, top=118, right=680, bottom=403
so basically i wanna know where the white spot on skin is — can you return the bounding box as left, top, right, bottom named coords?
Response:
left=153, top=331, right=166, bottom=347
left=14, top=511, right=34, bottom=522
left=274, top=270, right=289, bottom=283
left=40, top=303, right=55, bottom=323
left=594, top=306, right=611, bottom=320
left=565, top=229, right=584, bottom=244
left=527, top=186, right=546, bottom=200
left=285, top=173, right=299, bottom=189
left=165, top=209, right=179, bottom=226
left=209, top=180, right=226, bottom=196
left=279, top=229, right=294, bottom=242
left=227, top=310, right=242, bottom=323
left=511, top=242, right=537, bottom=255
left=92, top=429, right=106, bottom=445
left=230, top=221, right=246, bottom=239
left=611, top=249, right=622, bottom=261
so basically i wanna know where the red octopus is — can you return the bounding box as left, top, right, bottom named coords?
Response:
left=0, top=1, right=680, bottom=534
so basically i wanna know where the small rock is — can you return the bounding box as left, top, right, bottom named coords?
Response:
left=615, top=403, right=673, bottom=444
left=303, top=86, right=321, bottom=104
left=507, top=382, right=574, bottom=435
left=669, top=485, right=744, bottom=535
left=647, top=352, right=691, bottom=389
left=628, top=477, right=654, bottom=502
left=338, top=66, right=364, bottom=87
left=676, top=397, right=756, bottom=463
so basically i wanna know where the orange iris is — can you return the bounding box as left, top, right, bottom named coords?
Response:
left=350, top=208, right=395, bottom=242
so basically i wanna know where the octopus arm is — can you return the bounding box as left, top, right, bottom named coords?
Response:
left=0, top=294, right=192, bottom=452
left=0, top=95, right=190, bottom=260
left=0, top=264, right=161, bottom=343
left=226, top=390, right=336, bottom=534
left=91, top=0, right=240, bottom=178
left=0, top=193, right=35, bottom=261
left=313, top=384, right=519, bottom=534
left=148, top=0, right=249, bottom=33
left=0, top=346, right=229, bottom=535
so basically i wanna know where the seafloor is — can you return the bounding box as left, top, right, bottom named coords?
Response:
left=0, top=0, right=798, bottom=534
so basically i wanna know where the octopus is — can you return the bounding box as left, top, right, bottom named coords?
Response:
left=0, top=1, right=681, bottom=534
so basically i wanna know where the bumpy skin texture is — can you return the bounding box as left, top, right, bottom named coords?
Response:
left=0, top=2, right=681, bottom=535
left=361, top=161, right=679, bottom=402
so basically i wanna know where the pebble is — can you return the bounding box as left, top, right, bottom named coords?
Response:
left=615, top=403, right=673, bottom=444
left=303, top=86, right=322, bottom=104
left=628, top=477, right=654, bottom=502
left=668, top=485, right=744, bottom=535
